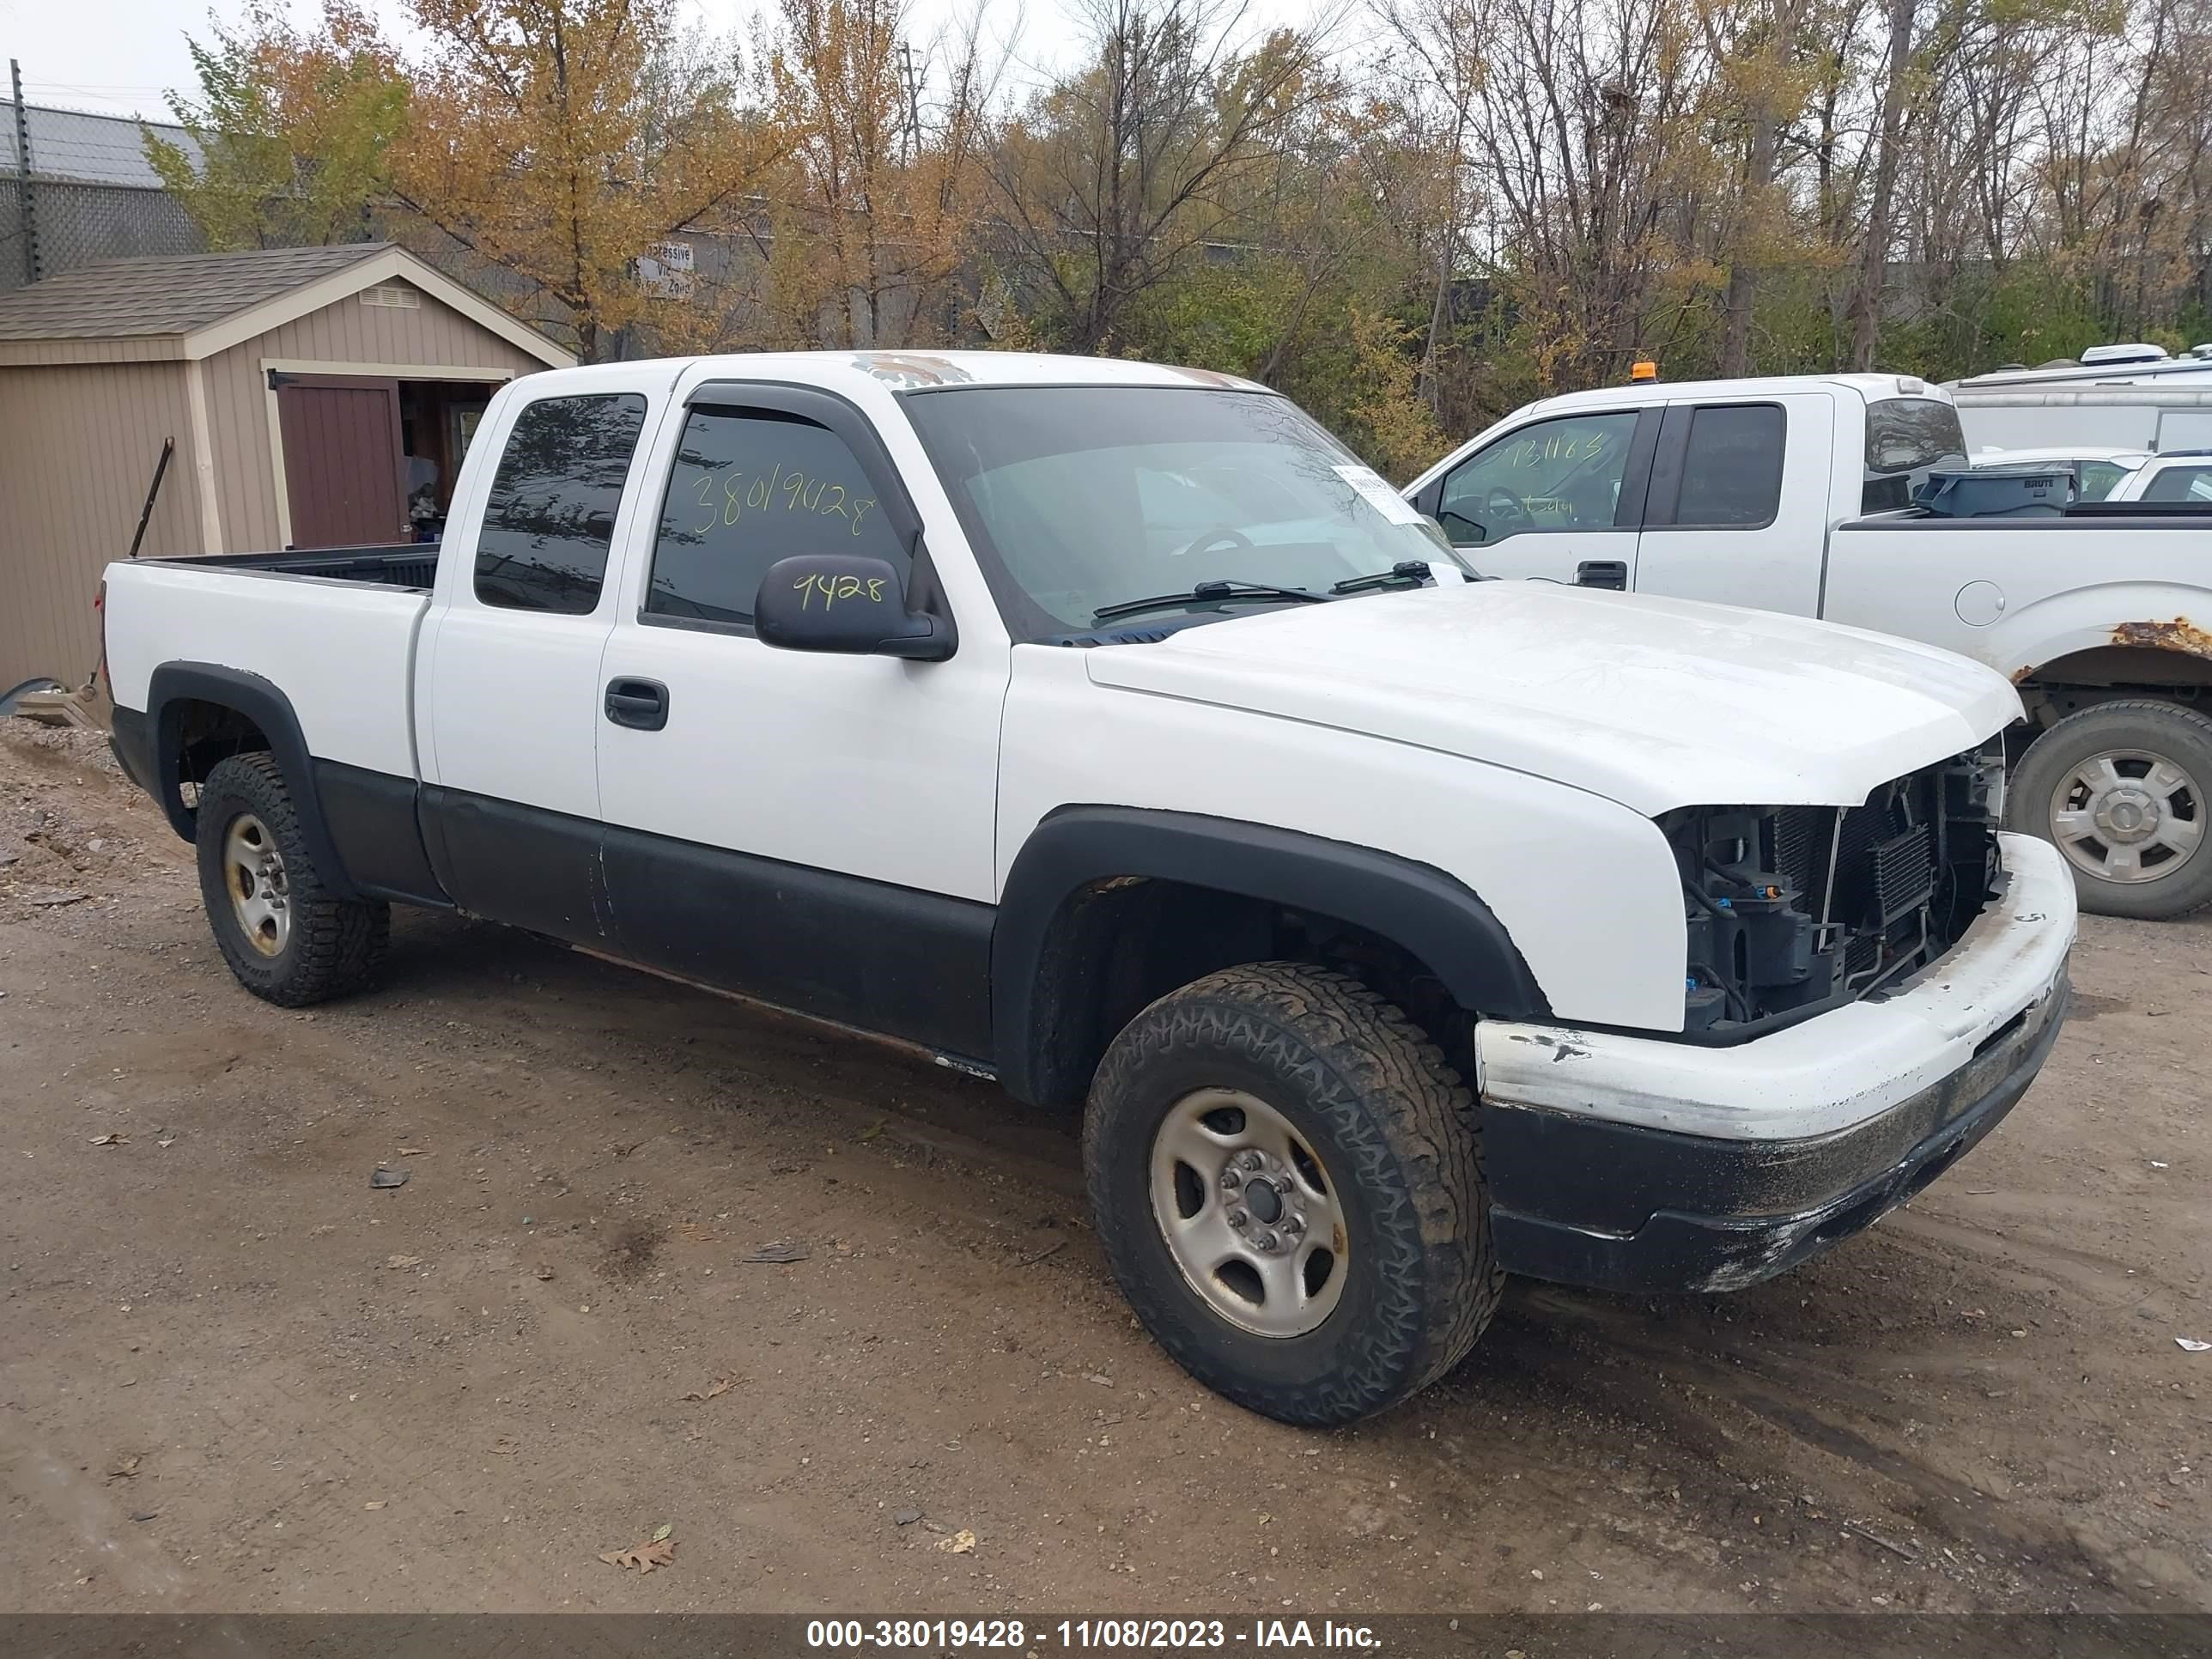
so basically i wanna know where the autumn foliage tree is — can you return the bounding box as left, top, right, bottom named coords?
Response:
left=754, top=0, right=994, bottom=348
left=392, top=0, right=781, bottom=360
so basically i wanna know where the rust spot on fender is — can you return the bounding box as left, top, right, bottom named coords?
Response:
left=2110, top=617, right=2212, bottom=658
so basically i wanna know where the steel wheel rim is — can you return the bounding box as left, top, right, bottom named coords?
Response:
left=222, top=812, right=291, bottom=957
left=1148, top=1088, right=1348, bottom=1339
left=2048, top=747, right=2204, bottom=884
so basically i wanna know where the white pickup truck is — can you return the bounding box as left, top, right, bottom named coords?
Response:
left=100, top=350, right=2073, bottom=1426
left=1409, top=374, right=2212, bottom=919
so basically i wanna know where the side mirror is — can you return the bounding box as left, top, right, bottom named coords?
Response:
left=754, top=555, right=954, bottom=661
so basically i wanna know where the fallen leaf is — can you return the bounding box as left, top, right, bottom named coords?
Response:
left=363, top=1501, right=387, bottom=1510
left=385, top=1254, right=422, bottom=1270
left=651, top=1522, right=674, bottom=1543
left=533, top=1265, right=555, bottom=1281
left=106, top=1456, right=140, bottom=1480
left=682, top=1375, right=737, bottom=1402
left=599, top=1536, right=678, bottom=1574
left=938, top=1528, right=976, bottom=1555
left=742, top=1240, right=809, bottom=1264
left=88, top=1133, right=125, bottom=1146
left=397, top=1146, right=428, bottom=1157
left=155, top=1138, right=176, bottom=1149
left=858, top=1119, right=887, bottom=1141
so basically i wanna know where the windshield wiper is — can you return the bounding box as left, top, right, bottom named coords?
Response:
left=1330, top=560, right=1436, bottom=595
left=1093, top=580, right=1330, bottom=623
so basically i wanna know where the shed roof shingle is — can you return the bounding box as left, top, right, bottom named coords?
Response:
left=0, top=243, right=391, bottom=342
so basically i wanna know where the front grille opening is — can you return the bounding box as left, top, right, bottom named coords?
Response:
left=1669, top=744, right=2003, bottom=1038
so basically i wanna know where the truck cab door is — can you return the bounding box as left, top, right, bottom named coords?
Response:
left=1625, top=393, right=1829, bottom=617
left=413, top=386, right=657, bottom=942
left=590, top=381, right=1007, bottom=1062
left=1410, top=407, right=1656, bottom=590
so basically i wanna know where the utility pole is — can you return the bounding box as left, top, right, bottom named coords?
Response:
left=10, top=58, right=40, bottom=287
left=897, top=40, right=923, bottom=167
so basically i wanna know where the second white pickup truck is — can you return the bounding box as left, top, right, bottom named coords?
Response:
left=99, top=350, right=2073, bottom=1425
left=1409, top=374, right=2212, bottom=919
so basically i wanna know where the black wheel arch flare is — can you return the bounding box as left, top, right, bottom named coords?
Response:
left=991, top=805, right=1551, bottom=1105
left=143, top=663, right=361, bottom=900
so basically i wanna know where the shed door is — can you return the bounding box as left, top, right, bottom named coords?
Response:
left=275, top=374, right=410, bottom=548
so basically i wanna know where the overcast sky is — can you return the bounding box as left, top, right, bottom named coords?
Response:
left=4, top=0, right=1322, bottom=121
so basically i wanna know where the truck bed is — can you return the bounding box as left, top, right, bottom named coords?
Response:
left=160, top=544, right=442, bottom=590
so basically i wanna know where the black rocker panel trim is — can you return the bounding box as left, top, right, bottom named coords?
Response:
left=144, top=663, right=357, bottom=900
left=417, top=786, right=611, bottom=948
left=313, top=760, right=451, bottom=908
left=991, top=805, right=1550, bottom=1103
left=599, top=820, right=994, bottom=1060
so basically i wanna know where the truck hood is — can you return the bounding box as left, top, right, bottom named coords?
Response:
left=1085, top=582, right=2021, bottom=816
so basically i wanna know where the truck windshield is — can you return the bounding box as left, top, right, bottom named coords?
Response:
left=902, top=386, right=1468, bottom=638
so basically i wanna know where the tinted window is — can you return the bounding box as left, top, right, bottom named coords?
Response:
left=2142, top=464, right=2212, bottom=503
left=647, top=408, right=908, bottom=628
left=1674, top=404, right=1784, bottom=527
left=2077, top=460, right=2128, bottom=501
left=1435, top=410, right=1639, bottom=546
left=1863, top=397, right=1965, bottom=513
left=474, top=394, right=647, bottom=613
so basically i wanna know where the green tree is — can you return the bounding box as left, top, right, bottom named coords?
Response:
left=144, top=1, right=408, bottom=251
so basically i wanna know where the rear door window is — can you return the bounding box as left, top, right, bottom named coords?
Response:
left=473, top=393, right=649, bottom=614
left=1673, top=404, right=1784, bottom=527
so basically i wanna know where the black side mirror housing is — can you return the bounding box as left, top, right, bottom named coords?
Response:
left=753, top=555, right=955, bottom=660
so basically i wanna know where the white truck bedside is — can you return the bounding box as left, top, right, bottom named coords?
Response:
left=99, top=350, right=2074, bottom=1426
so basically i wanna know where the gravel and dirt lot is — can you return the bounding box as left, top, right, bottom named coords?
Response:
left=1, top=721, right=2206, bottom=1614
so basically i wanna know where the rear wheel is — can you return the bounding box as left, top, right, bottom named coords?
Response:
left=1084, top=963, right=1499, bottom=1426
left=194, top=752, right=389, bottom=1005
left=2011, top=701, right=2212, bottom=920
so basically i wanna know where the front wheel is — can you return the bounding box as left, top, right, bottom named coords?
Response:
left=1083, top=963, right=1500, bottom=1426
left=194, top=752, right=390, bottom=1005
left=2010, top=700, right=2212, bottom=920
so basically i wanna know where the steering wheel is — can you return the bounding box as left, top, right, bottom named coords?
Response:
left=1173, top=525, right=1256, bottom=559
left=1482, top=485, right=1533, bottom=526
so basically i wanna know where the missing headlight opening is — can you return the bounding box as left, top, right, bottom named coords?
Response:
left=1663, top=743, right=2006, bottom=1035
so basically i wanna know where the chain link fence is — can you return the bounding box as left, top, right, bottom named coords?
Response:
left=0, top=176, right=205, bottom=290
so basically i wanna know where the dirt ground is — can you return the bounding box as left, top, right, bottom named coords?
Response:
left=1, top=721, right=2206, bottom=1616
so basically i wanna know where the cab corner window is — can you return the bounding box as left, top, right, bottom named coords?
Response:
left=473, top=393, right=648, bottom=614
left=647, top=406, right=908, bottom=629
left=1674, top=404, right=1784, bottom=528
left=1435, top=410, right=1639, bottom=547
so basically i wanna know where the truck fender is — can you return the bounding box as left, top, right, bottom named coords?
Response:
left=145, top=662, right=362, bottom=901
left=1986, top=583, right=2212, bottom=688
left=991, top=805, right=1550, bottom=1105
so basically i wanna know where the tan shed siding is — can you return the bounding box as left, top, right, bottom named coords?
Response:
left=0, top=362, right=204, bottom=689
left=203, top=286, right=550, bottom=551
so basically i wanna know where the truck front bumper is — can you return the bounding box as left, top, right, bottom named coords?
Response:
left=1475, top=832, right=2076, bottom=1294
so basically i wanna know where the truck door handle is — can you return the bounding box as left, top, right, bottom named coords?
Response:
left=1576, top=560, right=1629, bottom=591
left=605, top=678, right=670, bottom=732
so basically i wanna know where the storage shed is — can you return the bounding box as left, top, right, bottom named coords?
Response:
left=0, top=242, right=575, bottom=689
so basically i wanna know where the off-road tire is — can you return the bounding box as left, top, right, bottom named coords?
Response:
left=1084, top=962, right=1501, bottom=1426
left=2011, top=700, right=2212, bottom=921
left=194, top=751, right=389, bottom=1006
